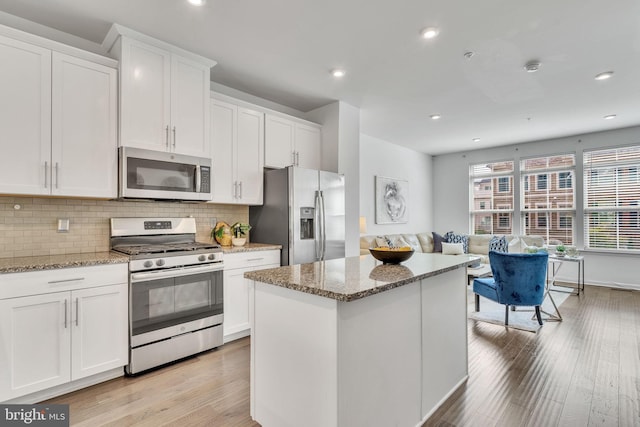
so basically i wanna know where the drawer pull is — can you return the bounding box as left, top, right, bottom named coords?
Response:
left=247, top=258, right=264, bottom=262
left=48, top=277, right=85, bottom=284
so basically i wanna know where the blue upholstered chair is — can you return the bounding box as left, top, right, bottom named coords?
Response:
left=473, top=251, right=549, bottom=326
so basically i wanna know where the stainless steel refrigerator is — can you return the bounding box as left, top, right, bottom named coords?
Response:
left=249, top=166, right=345, bottom=266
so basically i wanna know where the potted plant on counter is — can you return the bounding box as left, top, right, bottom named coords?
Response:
left=555, top=244, right=566, bottom=257
left=230, top=222, right=252, bottom=247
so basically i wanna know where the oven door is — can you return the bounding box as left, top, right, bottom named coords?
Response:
left=119, top=147, right=211, bottom=201
left=129, top=263, right=223, bottom=347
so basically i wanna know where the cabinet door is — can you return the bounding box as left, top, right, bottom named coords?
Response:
left=236, top=107, right=264, bottom=204
left=51, top=53, right=118, bottom=198
left=295, top=123, right=321, bottom=170
left=119, top=37, right=171, bottom=151
left=0, top=293, right=70, bottom=401
left=223, top=268, right=251, bottom=339
left=71, top=283, right=128, bottom=380
left=210, top=99, right=236, bottom=203
left=0, top=35, right=51, bottom=195
left=265, top=114, right=295, bottom=168
left=170, top=55, right=210, bottom=157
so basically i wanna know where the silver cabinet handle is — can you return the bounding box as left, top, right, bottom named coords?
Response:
left=55, top=162, right=59, bottom=189
left=292, top=151, right=296, bottom=166
left=233, top=181, right=238, bottom=199
left=64, top=299, right=68, bottom=329
left=247, top=258, right=264, bottom=262
left=296, top=152, right=300, bottom=166
left=48, top=277, right=85, bottom=284
left=165, top=125, right=170, bottom=149
left=172, top=126, right=176, bottom=148
left=239, top=181, right=243, bottom=199
left=44, top=161, right=48, bottom=188
left=75, top=297, right=79, bottom=326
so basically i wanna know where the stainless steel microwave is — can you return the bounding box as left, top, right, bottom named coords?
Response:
left=118, top=147, right=211, bottom=201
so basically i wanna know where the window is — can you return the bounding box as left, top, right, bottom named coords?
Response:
left=558, top=172, right=572, bottom=189
left=498, top=177, right=510, bottom=192
left=521, top=154, right=575, bottom=244
left=584, top=145, right=640, bottom=251
left=537, top=174, right=547, bottom=190
left=470, top=161, right=514, bottom=234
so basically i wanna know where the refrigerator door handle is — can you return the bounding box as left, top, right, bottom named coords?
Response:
left=319, top=190, right=327, bottom=260
left=314, top=191, right=322, bottom=260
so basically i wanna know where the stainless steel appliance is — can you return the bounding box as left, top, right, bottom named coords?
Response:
left=110, top=217, right=223, bottom=375
left=119, top=147, right=211, bottom=201
left=250, top=166, right=345, bottom=266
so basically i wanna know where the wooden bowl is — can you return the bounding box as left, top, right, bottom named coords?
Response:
left=369, top=247, right=415, bottom=264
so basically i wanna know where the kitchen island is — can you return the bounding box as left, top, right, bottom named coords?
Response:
left=244, top=252, right=478, bottom=427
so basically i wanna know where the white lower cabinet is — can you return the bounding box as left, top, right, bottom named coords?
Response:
left=0, top=264, right=128, bottom=402
left=223, top=250, right=280, bottom=343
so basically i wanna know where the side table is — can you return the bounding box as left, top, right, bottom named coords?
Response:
left=467, top=263, right=492, bottom=286
left=548, top=255, right=585, bottom=296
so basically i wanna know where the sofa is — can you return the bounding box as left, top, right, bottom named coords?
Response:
left=360, top=232, right=545, bottom=264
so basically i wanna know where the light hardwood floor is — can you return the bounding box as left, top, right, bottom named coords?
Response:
left=47, top=285, right=640, bottom=426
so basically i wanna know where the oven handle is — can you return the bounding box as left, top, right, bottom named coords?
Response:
left=131, top=263, right=223, bottom=283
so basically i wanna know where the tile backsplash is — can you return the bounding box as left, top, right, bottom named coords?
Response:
left=0, top=196, right=248, bottom=258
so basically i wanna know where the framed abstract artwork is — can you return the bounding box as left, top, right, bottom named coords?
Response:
left=375, top=176, right=409, bottom=224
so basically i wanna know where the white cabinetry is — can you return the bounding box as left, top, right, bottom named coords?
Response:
left=0, top=264, right=128, bottom=402
left=211, top=98, right=264, bottom=205
left=223, top=250, right=280, bottom=342
left=265, top=114, right=321, bottom=169
left=0, top=32, right=117, bottom=198
left=104, top=24, right=215, bottom=157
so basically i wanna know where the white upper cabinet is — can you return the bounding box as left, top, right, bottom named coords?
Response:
left=0, top=35, right=51, bottom=196
left=210, top=97, right=264, bottom=205
left=0, top=30, right=117, bottom=198
left=51, top=53, right=118, bottom=198
left=264, top=114, right=321, bottom=169
left=104, top=24, right=215, bottom=158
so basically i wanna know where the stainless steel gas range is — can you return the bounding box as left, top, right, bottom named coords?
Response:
left=110, top=217, right=224, bottom=375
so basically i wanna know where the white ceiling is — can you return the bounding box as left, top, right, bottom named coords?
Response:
left=1, top=0, right=639, bottom=155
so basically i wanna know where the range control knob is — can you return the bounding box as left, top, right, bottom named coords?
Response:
left=143, top=260, right=153, bottom=268
left=198, top=254, right=206, bottom=262
left=208, top=254, right=216, bottom=260
left=156, top=259, right=165, bottom=267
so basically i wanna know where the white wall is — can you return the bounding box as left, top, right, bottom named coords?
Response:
left=359, top=134, right=433, bottom=236
left=433, top=125, right=640, bottom=290
left=307, top=101, right=361, bottom=257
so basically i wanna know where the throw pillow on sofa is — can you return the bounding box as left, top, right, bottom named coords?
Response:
left=444, top=231, right=469, bottom=253
left=432, top=232, right=446, bottom=252
left=375, top=236, right=390, bottom=248
left=489, top=235, right=508, bottom=253
left=442, top=242, right=464, bottom=255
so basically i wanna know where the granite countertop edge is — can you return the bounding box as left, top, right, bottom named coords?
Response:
left=221, top=243, right=282, bottom=254
left=0, top=252, right=130, bottom=274
left=245, top=258, right=477, bottom=302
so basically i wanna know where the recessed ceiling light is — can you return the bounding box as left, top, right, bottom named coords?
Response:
left=524, top=61, right=541, bottom=73
left=331, top=69, right=345, bottom=78
left=595, top=71, right=614, bottom=81
left=463, top=51, right=475, bottom=60
left=472, top=138, right=481, bottom=142
left=421, top=27, right=440, bottom=39
left=430, top=114, right=441, bottom=120
left=187, top=0, right=206, bottom=5
left=604, top=114, right=617, bottom=120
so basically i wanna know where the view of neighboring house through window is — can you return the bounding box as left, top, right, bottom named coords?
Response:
left=469, top=161, right=514, bottom=234
left=584, top=145, right=640, bottom=251
left=521, top=154, right=575, bottom=244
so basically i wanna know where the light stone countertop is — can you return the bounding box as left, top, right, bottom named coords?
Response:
left=0, top=251, right=130, bottom=274
left=220, top=242, right=282, bottom=253
left=244, top=252, right=479, bottom=302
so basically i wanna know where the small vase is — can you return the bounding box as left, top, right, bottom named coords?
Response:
left=232, top=237, right=246, bottom=247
